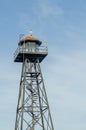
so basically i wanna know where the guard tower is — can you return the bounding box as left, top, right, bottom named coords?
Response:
left=14, top=31, right=54, bottom=130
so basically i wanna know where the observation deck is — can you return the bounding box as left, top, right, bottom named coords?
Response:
left=14, top=45, right=48, bottom=63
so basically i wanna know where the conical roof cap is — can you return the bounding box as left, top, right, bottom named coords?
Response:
left=19, top=35, right=42, bottom=45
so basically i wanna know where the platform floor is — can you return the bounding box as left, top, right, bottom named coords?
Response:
left=14, top=52, right=48, bottom=63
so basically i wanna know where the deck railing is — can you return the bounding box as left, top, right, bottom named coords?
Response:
left=14, top=45, right=48, bottom=60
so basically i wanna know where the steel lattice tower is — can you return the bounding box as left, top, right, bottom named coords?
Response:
left=14, top=32, right=54, bottom=130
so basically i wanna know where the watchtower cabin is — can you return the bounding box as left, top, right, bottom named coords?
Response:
left=14, top=34, right=48, bottom=63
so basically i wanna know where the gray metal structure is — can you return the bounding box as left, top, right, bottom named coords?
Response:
left=14, top=34, right=54, bottom=130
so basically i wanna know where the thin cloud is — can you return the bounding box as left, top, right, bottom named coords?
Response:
left=39, top=3, right=63, bottom=17
left=34, top=0, right=63, bottom=17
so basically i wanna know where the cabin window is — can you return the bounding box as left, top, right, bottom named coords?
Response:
left=25, top=42, right=36, bottom=52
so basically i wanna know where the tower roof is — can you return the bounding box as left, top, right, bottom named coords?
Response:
left=18, top=35, right=42, bottom=46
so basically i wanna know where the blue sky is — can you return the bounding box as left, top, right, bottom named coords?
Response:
left=0, top=0, right=86, bottom=130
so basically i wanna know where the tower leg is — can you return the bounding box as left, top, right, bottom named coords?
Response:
left=14, top=59, right=54, bottom=130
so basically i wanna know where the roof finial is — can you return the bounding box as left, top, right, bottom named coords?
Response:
left=29, top=29, right=32, bottom=36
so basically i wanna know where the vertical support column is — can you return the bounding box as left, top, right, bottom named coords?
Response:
left=20, top=59, right=27, bottom=130
left=15, top=59, right=27, bottom=130
left=37, top=59, right=54, bottom=130
left=15, top=62, right=24, bottom=130
left=34, top=62, right=45, bottom=130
